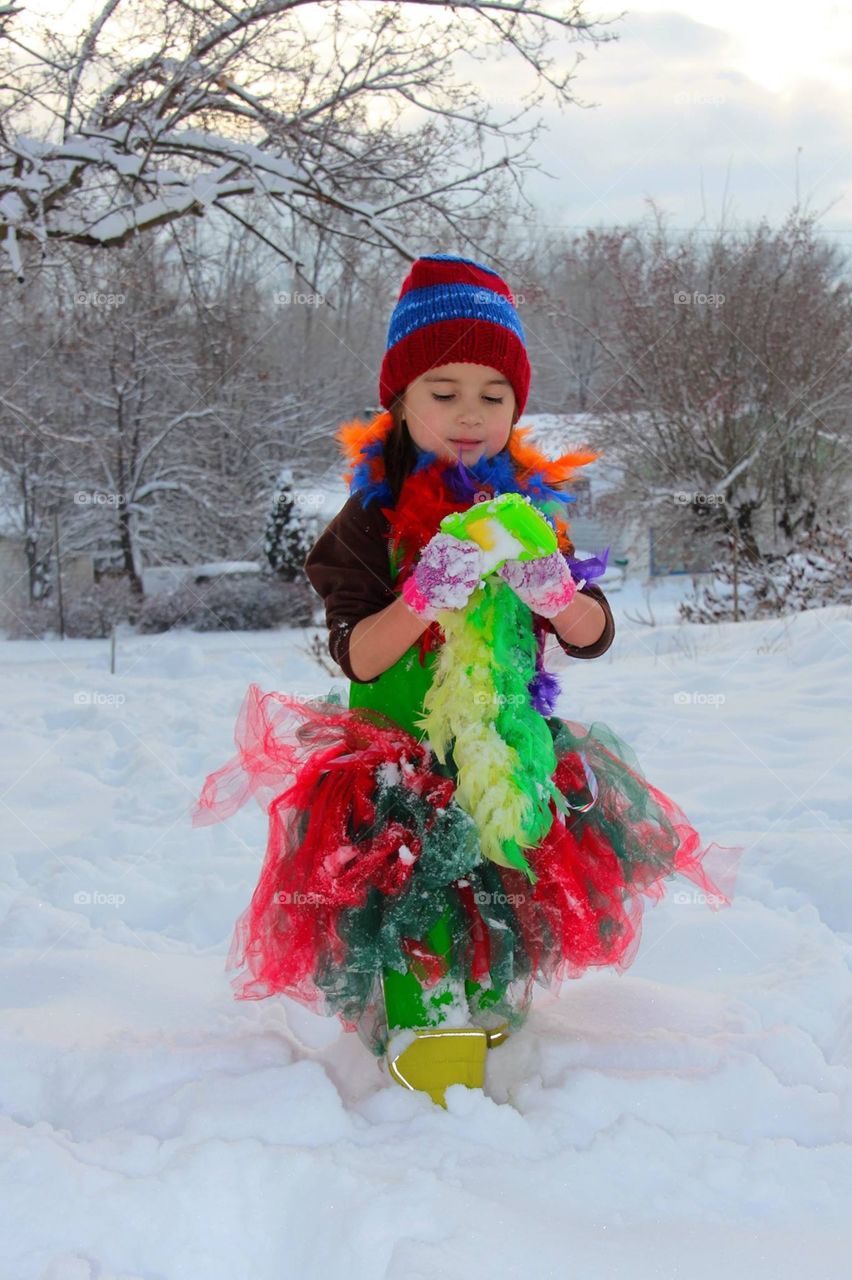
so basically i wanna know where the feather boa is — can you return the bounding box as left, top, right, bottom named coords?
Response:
left=336, top=412, right=609, bottom=883
left=420, top=575, right=571, bottom=880
left=337, top=410, right=602, bottom=549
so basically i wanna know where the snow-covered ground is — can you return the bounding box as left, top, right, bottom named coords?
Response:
left=2, top=578, right=852, bottom=1280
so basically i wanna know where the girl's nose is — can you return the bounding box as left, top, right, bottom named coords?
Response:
left=458, top=401, right=483, bottom=425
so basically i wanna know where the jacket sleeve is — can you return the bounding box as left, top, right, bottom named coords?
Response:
left=303, top=494, right=396, bottom=683
left=541, top=581, right=615, bottom=660
left=304, top=495, right=616, bottom=679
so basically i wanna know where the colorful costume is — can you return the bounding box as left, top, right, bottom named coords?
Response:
left=192, top=412, right=743, bottom=1062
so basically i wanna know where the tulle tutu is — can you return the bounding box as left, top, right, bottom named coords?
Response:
left=192, top=684, right=742, bottom=1055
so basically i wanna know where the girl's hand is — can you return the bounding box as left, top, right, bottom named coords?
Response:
left=401, top=532, right=486, bottom=623
left=498, top=551, right=584, bottom=618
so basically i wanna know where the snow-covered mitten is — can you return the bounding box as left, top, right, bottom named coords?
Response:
left=498, top=551, right=584, bottom=618
left=401, top=532, right=486, bottom=623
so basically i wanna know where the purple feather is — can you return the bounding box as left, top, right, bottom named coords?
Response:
left=566, top=546, right=610, bottom=584
left=443, top=460, right=482, bottom=503
left=529, top=667, right=561, bottom=716
left=526, top=622, right=561, bottom=715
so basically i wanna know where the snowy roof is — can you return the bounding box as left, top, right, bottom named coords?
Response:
left=191, top=561, right=261, bottom=579
left=139, top=562, right=263, bottom=597
left=298, top=478, right=351, bottom=521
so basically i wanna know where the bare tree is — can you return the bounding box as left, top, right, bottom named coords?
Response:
left=50, top=252, right=223, bottom=592
left=0, top=403, right=66, bottom=601
left=0, top=264, right=71, bottom=598
left=0, top=219, right=382, bottom=595
left=0, top=0, right=618, bottom=280
left=507, top=227, right=617, bottom=413
left=573, top=205, right=852, bottom=565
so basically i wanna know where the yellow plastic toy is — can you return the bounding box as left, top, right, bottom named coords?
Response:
left=386, top=1023, right=510, bottom=1108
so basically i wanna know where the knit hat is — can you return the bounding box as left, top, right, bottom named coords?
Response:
left=378, top=254, right=531, bottom=416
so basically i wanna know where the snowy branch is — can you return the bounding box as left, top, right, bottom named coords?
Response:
left=0, top=0, right=613, bottom=277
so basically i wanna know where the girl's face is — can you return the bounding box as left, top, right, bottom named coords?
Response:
left=400, top=363, right=516, bottom=465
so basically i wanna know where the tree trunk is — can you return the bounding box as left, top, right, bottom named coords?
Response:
left=118, top=502, right=143, bottom=596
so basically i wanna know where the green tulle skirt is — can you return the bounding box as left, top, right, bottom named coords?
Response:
left=192, top=685, right=742, bottom=1056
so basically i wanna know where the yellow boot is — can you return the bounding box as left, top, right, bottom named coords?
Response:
left=386, top=1022, right=510, bottom=1108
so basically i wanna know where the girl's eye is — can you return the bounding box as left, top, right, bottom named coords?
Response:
left=431, top=394, right=504, bottom=404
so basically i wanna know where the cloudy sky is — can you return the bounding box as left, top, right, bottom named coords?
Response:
left=20, top=0, right=852, bottom=241
left=514, top=1, right=852, bottom=238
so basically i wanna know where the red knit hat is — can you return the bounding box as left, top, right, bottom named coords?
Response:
left=378, top=254, right=531, bottom=415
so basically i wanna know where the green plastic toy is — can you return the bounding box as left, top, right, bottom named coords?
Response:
left=439, top=492, right=557, bottom=573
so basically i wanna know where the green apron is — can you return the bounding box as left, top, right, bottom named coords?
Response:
left=347, top=625, right=435, bottom=742
left=345, top=595, right=506, bottom=1034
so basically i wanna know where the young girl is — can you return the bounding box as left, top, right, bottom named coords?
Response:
left=193, top=254, right=742, bottom=1107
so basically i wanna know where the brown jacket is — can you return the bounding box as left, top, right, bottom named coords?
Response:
left=304, top=493, right=615, bottom=683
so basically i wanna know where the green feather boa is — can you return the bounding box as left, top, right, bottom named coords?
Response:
left=414, top=574, right=569, bottom=882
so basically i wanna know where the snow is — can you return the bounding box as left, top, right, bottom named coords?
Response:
left=467, top=515, right=525, bottom=573
left=190, top=561, right=261, bottom=580
left=5, top=126, right=307, bottom=255
left=139, top=562, right=262, bottom=597
left=2, top=583, right=852, bottom=1278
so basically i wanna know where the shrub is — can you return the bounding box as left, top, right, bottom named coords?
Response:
left=137, top=571, right=315, bottom=633
left=5, top=575, right=141, bottom=639
left=679, top=523, right=852, bottom=623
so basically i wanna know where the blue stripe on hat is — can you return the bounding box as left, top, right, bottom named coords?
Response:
left=386, top=282, right=526, bottom=349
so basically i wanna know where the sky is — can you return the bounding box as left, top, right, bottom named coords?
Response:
left=514, top=2, right=852, bottom=238
left=16, top=0, right=852, bottom=242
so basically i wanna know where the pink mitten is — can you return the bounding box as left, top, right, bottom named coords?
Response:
left=401, top=532, right=486, bottom=623
left=498, top=551, right=584, bottom=618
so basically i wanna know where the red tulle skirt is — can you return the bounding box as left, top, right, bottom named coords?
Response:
left=192, top=685, right=743, bottom=1050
